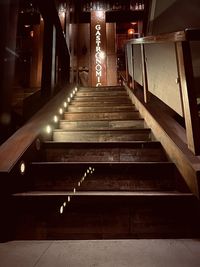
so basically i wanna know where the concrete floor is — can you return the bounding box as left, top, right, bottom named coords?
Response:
left=0, top=239, right=200, bottom=267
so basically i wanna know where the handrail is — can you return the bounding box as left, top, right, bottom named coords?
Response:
left=126, top=28, right=200, bottom=45
left=0, top=84, right=75, bottom=173
left=125, top=28, right=200, bottom=155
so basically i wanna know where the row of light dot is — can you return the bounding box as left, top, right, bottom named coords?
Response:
left=19, top=87, right=78, bottom=176
left=60, top=166, right=95, bottom=214
left=45, top=86, right=78, bottom=135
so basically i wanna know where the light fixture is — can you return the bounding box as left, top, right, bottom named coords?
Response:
left=20, top=161, right=26, bottom=175
left=59, top=108, right=63, bottom=115
left=60, top=205, right=64, bottom=214
left=128, top=28, right=135, bottom=35
left=70, top=93, right=73, bottom=98
left=63, top=202, right=66, bottom=207
left=53, top=115, right=58, bottom=123
left=75, top=87, right=78, bottom=92
left=67, top=97, right=71, bottom=103
left=63, top=102, right=67, bottom=108
left=24, top=25, right=30, bottom=28
left=68, top=196, right=71, bottom=202
left=73, top=188, right=76, bottom=194
left=46, top=125, right=52, bottom=134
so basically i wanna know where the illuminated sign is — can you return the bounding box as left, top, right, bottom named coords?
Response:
left=91, top=11, right=106, bottom=87
left=95, top=24, right=103, bottom=86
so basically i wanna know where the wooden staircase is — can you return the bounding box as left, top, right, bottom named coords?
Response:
left=12, top=86, right=200, bottom=239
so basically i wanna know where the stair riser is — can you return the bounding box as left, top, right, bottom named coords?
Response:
left=45, top=148, right=167, bottom=162
left=12, top=196, right=199, bottom=239
left=75, top=92, right=127, bottom=97
left=67, top=106, right=136, bottom=112
left=29, top=163, right=175, bottom=191
left=53, top=132, right=151, bottom=142
left=70, top=102, right=132, bottom=107
left=73, top=97, right=130, bottom=102
left=64, top=112, right=140, bottom=120
left=79, top=87, right=125, bottom=92
left=59, top=120, right=145, bottom=130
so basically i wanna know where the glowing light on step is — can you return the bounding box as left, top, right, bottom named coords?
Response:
left=73, top=188, right=76, bottom=194
left=59, top=108, right=63, bottom=115
left=68, top=196, right=71, bottom=202
left=63, top=102, right=67, bottom=108
left=75, top=87, right=78, bottom=92
left=78, top=182, right=81, bottom=186
left=53, top=115, right=58, bottom=123
left=20, top=161, right=26, bottom=175
left=70, top=93, right=73, bottom=98
left=63, top=202, right=66, bottom=207
left=87, top=169, right=90, bottom=174
left=67, top=97, right=71, bottom=103
left=46, top=125, right=52, bottom=134
left=60, top=206, right=64, bottom=214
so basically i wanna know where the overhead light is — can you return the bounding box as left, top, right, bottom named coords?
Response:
left=24, top=25, right=30, bottom=28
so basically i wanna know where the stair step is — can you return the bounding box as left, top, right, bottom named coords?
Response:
left=79, top=86, right=125, bottom=92
left=76, top=91, right=127, bottom=97
left=44, top=140, right=166, bottom=162
left=12, top=191, right=199, bottom=239
left=52, top=129, right=151, bottom=142
left=29, top=161, right=176, bottom=191
left=67, top=106, right=136, bottom=113
left=73, top=96, right=130, bottom=102
left=59, top=119, right=145, bottom=130
left=70, top=102, right=132, bottom=107
left=64, top=111, right=141, bottom=120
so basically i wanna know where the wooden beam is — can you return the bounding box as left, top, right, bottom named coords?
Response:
left=176, top=41, right=200, bottom=155
left=141, top=44, right=149, bottom=103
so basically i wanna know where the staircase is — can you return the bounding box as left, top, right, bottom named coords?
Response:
left=12, top=86, right=200, bottom=239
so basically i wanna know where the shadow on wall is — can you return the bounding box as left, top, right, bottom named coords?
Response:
left=150, top=0, right=200, bottom=35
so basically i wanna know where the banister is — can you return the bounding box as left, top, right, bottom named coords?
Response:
left=125, top=28, right=200, bottom=155
left=0, top=84, right=75, bottom=173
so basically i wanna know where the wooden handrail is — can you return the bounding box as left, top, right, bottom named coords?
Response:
left=126, top=28, right=200, bottom=45
left=0, top=84, right=75, bottom=173
left=125, top=28, right=200, bottom=155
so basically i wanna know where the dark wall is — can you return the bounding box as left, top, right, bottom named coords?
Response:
left=149, top=0, right=200, bottom=35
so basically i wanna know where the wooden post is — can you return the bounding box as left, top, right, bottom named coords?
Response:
left=141, top=43, right=149, bottom=103
left=176, top=41, right=200, bottom=155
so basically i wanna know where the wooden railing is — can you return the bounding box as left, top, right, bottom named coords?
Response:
left=0, top=84, right=76, bottom=187
left=125, top=28, right=200, bottom=155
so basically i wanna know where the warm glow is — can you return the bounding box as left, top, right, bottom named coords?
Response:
left=46, top=125, right=51, bottom=134
left=53, top=115, right=58, bottom=123
left=128, top=28, right=135, bottom=35
left=59, top=108, right=63, bottom=115
left=63, top=102, right=67, bottom=108
left=67, top=97, right=71, bottom=103
left=20, top=161, right=26, bottom=174
left=60, top=206, right=64, bottom=214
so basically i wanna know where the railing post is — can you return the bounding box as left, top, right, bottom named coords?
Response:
left=176, top=41, right=200, bottom=155
left=141, top=44, right=149, bottom=103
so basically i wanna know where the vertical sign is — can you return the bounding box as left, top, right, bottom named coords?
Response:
left=91, top=11, right=107, bottom=87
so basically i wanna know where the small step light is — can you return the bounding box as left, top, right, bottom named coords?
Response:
left=46, top=125, right=51, bottom=134
left=73, top=188, right=76, bottom=194
left=59, top=108, right=63, bottom=115
left=53, top=115, right=58, bottom=123
left=70, top=93, right=73, bottom=98
left=60, top=205, right=64, bottom=214
left=67, top=97, right=71, bottom=103
left=20, top=161, right=26, bottom=175
left=75, top=87, right=78, bottom=92
left=68, top=196, right=71, bottom=202
left=63, top=102, right=67, bottom=108
left=63, top=202, right=66, bottom=207
left=78, top=182, right=81, bottom=187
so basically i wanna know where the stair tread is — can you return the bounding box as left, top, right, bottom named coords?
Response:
left=13, top=191, right=192, bottom=197
left=53, top=128, right=150, bottom=133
